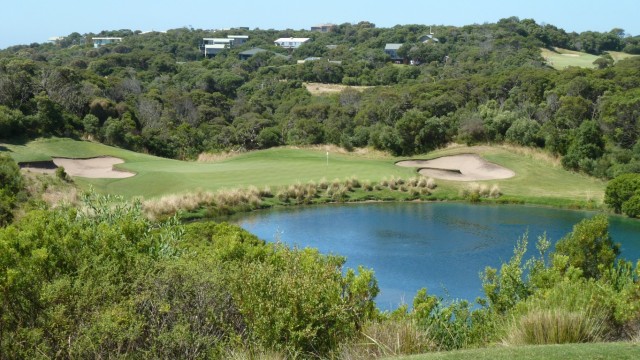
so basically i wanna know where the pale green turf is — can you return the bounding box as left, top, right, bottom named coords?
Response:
left=388, top=342, right=640, bottom=360
left=541, top=47, right=599, bottom=69
left=541, top=47, right=638, bottom=70
left=1, top=139, right=605, bottom=205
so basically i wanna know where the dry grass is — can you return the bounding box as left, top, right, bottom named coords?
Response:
left=504, top=309, right=607, bottom=345
left=461, top=183, right=502, bottom=200
left=498, top=144, right=561, bottom=168
left=143, top=190, right=215, bottom=220
left=22, top=171, right=79, bottom=208
left=196, top=150, right=244, bottom=162
left=340, top=320, right=433, bottom=359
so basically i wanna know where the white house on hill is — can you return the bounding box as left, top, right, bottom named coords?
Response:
left=200, top=35, right=249, bottom=57
left=274, top=37, right=310, bottom=49
left=92, top=37, right=122, bottom=48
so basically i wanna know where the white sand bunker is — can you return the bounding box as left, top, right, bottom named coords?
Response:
left=396, top=154, right=515, bottom=181
left=22, top=157, right=135, bottom=178
left=52, top=157, right=135, bottom=178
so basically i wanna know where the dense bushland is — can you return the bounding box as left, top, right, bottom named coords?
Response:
left=1, top=18, right=640, bottom=181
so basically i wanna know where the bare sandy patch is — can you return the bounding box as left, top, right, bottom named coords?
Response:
left=22, top=157, right=135, bottom=178
left=396, top=154, right=515, bottom=181
left=304, top=82, right=371, bottom=95
left=53, top=157, right=135, bottom=178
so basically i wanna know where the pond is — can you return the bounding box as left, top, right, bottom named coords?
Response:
left=230, top=202, right=640, bottom=310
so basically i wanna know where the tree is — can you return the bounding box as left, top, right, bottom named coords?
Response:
left=604, top=173, right=640, bottom=214
left=505, top=118, right=542, bottom=147
left=562, top=120, right=605, bottom=172
left=554, top=215, right=619, bottom=279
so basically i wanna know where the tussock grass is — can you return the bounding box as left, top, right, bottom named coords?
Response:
left=143, top=190, right=215, bottom=219
left=426, top=178, right=436, bottom=190
left=341, top=320, right=433, bottom=359
left=461, top=183, right=501, bottom=201
left=505, top=309, right=607, bottom=345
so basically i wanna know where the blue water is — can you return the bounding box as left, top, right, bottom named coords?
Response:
left=231, top=203, right=640, bottom=310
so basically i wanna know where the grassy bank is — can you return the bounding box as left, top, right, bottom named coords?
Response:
left=389, top=342, right=640, bottom=360
left=2, top=138, right=606, bottom=211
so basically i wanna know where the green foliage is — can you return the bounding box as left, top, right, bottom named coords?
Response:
left=0, top=154, right=24, bottom=225
left=0, top=194, right=381, bottom=358
left=554, top=215, right=619, bottom=280
left=604, top=173, right=640, bottom=215
left=412, top=289, right=498, bottom=351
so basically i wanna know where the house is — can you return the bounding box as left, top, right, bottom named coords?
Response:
left=384, top=43, right=403, bottom=62
left=418, top=34, right=439, bottom=43
left=274, top=37, right=310, bottom=49
left=311, top=24, right=335, bottom=33
left=200, top=35, right=249, bottom=57
left=92, top=37, right=122, bottom=48
left=227, top=35, right=249, bottom=45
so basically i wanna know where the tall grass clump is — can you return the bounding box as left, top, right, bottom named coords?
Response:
left=340, top=320, right=433, bottom=359
left=144, top=190, right=215, bottom=220
left=426, top=178, right=437, bottom=190
left=505, top=308, right=607, bottom=345
left=461, top=183, right=501, bottom=201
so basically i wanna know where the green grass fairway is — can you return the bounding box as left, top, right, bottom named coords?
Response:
left=1, top=139, right=605, bottom=206
left=541, top=47, right=599, bottom=69
left=389, top=342, right=640, bottom=360
left=541, top=47, right=638, bottom=70
left=2, top=138, right=415, bottom=199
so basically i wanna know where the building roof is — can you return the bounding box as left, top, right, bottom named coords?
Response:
left=203, top=38, right=234, bottom=43
left=204, top=44, right=227, bottom=49
left=227, top=35, right=249, bottom=39
left=385, top=43, right=403, bottom=50
left=274, top=37, right=310, bottom=43
left=239, top=47, right=267, bottom=56
left=92, top=37, right=122, bottom=41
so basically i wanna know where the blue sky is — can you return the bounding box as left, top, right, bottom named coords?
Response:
left=1, top=0, right=638, bottom=49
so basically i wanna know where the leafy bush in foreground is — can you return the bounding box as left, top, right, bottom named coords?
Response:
left=0, top=193, right=379, bottom=358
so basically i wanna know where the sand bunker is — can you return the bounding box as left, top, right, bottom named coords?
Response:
left=22, top=157, right=135, bottom=179
left=396, top=154, right=515, bottom=181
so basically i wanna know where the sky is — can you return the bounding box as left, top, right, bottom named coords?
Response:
left=1, top=0, right=638, bottom=49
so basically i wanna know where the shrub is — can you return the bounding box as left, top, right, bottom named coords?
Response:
left=55, top=166, right=70, bottom=181
left=553, top=215, right=619, bottom=280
